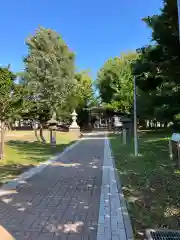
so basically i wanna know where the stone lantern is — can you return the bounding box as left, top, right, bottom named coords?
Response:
left=47, top=112, right=57, bottom=146
left=69, top=110, right=80, bottom=133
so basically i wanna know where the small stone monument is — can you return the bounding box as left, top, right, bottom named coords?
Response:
left=69, top=110, right=80, bottom=133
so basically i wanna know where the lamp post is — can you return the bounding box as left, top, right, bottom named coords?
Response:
left=177, top=0, right=180, bottom=40
left=133, top=76, right=138, bottom=156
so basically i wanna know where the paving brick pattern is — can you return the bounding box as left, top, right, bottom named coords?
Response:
left=0, top=137, right=104, bottom=239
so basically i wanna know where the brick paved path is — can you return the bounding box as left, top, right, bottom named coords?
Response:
left=0, top=133, right=133, bottom=240
left=0, top=135, right=104, bottom=240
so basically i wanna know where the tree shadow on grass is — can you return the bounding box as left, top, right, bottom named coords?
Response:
left=7, top=140, right=76, bottom=160
left=0, top=140, right=76, bottom=185
left=110, top=132, right=180, bottom=239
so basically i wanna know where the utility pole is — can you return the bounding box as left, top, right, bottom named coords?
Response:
left=133, top=76, right=138, bottom=156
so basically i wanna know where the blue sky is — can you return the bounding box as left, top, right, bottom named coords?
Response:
left=0, top=0, right=162, bottom=78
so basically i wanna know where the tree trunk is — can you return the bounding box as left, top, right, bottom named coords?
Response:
left=7, top=122, right=12, bottom=131
left=39, top=123, right=46, bottom=143
left=0, top=121, right=5, bottom=159
left=33, top=121, right=40, bottom=142
left=34, top=128, right=39, bottom=141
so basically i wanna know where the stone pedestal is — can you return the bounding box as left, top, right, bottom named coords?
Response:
left=48, top=112, right=57, bottom=146
left=69, top=110, right=80, bottom=133
left=49, top=127, right=57, bottom=146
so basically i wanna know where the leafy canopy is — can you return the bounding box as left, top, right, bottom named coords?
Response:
left=133, top=0, right=180, bottom=122
left=0, top=67, right=24, bottom=122
left=24, top=27, right=75, bottom=119
left=97, top=52, right=137, bottom=114
left=59, top=71, right=94, bottom=125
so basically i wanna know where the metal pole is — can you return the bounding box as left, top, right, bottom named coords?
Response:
left=176, top=0, right=180, bottom=165
left=177, top=0, right=180, bottom=40
left=177, top=141, right=180, bottom=169
left=133, top=76, right=138, bottom=156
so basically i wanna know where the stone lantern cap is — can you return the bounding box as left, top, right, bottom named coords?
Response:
left=71, top=110, right=77, bottom=116
left=48, top=118, right=57, bottom=125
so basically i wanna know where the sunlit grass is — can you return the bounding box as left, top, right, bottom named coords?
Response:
left=0, top=130, right=79, bottom=184
left=110, top=131, right=180, bottom=239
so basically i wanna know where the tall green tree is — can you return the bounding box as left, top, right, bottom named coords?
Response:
left=75, top=71, right=94, bottom=107
left=75, top=71, right=94, bottom=128
left=0, top=67, right=24, bottom=158
left=133, top=0, right=180, bottom=125
left=24, top=27, right=75, bottom=140
left=97, top=52, right=137, bottom=115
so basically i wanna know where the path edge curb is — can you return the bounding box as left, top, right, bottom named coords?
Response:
left=107, top=135, right=134, bottom=240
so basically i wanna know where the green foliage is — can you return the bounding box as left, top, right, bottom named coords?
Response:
left=75, top=71, right=94, bottom=107
left=0, top=67, right=24, bottom=122
left=61, top=71, right=94, bottom=110
left=74, top=71, right=94, bottom=127
left=97, top=52, right=138, bottom=114
left=59, top=71, right=94, bottom=126
left=24, top=27, right=75, bottom=121
left=133, top=0, right=180, bottom=122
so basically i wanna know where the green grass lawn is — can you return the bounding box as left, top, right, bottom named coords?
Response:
left=0, top=131, right=79, bottom=184
left=110, top=131, right=180, bottom=239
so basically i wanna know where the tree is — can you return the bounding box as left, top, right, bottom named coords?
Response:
left=59, top=71, right=94, bottom=128
left=96, top=52, right=138, bottom=115
left=75, top=71, right=94, bottom=107
left=132, top=46, right=164, bottom=124
left=0, top=67, right=24, bottom=158
left=74, top=71, right=94, bottom=127
left=133, top=0, right=180, bottom=126
left=24, top=27, right=75, bottom=141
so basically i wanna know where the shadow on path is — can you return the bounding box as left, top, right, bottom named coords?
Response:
left=0, top=137, right=104, bottom=239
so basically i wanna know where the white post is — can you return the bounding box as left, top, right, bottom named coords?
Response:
left=134, top=76, right=138, bottom=156
left=169, top=139, right=173, bottom=160
left=123, top=128, right=127, bottom=144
